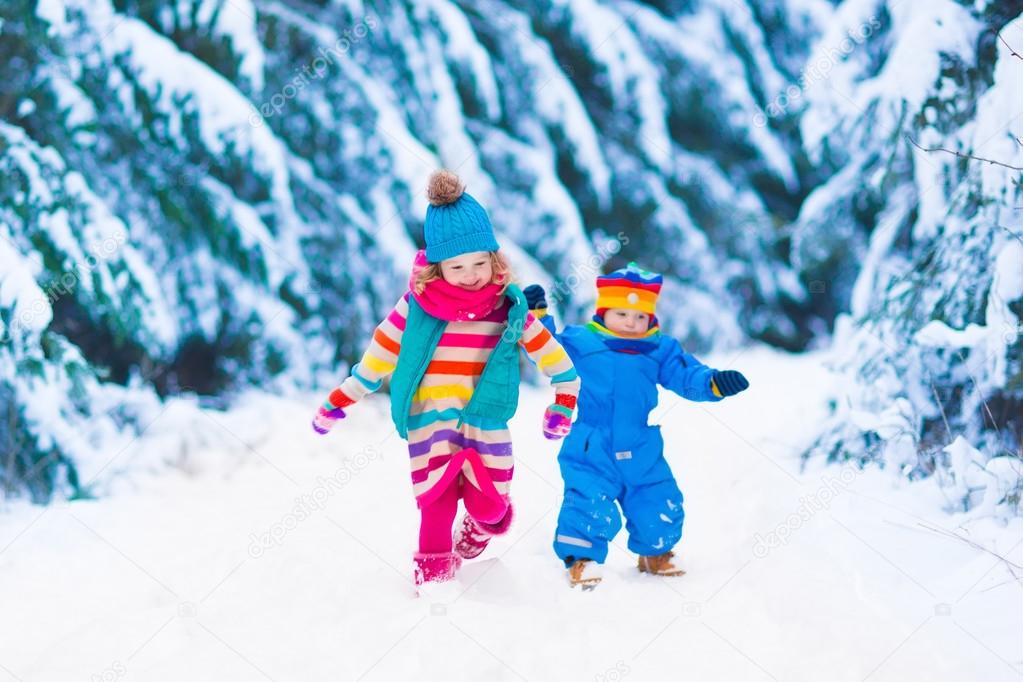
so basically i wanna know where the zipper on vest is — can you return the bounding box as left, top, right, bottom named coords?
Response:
left=458, top=342, right=499, bottom=429
left=458, top=290, right=524, bottom=429
left=403, top=321, right=445, bottom=434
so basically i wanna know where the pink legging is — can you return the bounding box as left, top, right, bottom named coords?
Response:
left=419, top=475, right=509, bottom=553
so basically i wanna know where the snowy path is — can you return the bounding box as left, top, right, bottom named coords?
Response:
left=2, top=347, right=1022, bottom=682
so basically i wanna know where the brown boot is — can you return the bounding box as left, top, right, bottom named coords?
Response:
left=637, top=551, right=686, bottom=576
left=567, top=558, right=603, bottom=590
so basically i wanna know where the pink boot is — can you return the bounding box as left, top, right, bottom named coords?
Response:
left=413, top=552, right=462, bottom=585
left=453, top=503, right=514, bottom=560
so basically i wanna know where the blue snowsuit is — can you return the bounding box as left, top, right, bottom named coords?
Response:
left=539, top=318, right=722, bottom=563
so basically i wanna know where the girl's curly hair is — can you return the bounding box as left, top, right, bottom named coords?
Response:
left=413, top=251, right=514, bottom=295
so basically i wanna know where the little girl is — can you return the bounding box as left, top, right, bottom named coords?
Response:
left=524, top=263, right=749, bottom=589
left=312, top=170, right=580, bottom=586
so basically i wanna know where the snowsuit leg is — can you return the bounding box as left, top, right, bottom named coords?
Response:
left=553, top=424, right=623, bottom=564
left=554, top=467, right=622, bottom=563
left=616, top=428, right=685, bottom=556
left=621, top=470, right=684, bottom=556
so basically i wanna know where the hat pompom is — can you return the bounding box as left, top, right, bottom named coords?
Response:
left=426, top=170, right=465, bottom=207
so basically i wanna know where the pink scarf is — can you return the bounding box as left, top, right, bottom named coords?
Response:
left=408, top=250, right=504, bottom=322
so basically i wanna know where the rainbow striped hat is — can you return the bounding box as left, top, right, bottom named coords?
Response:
left=595, top=262, right=663, bottom=316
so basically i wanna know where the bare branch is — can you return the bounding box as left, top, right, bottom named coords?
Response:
left=906, top=136, right=1023, bottom=171
left=1002, top=227, right=1023, bottom=246
left=996, top=31, right=1023, bottom=61
left=915, top=521, right=1023, bottom=570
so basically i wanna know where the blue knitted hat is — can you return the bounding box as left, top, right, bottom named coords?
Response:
left=423, top=170, right=500, bottom=263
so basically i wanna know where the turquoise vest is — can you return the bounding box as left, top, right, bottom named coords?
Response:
left=390, top=284, right=527, bottom=438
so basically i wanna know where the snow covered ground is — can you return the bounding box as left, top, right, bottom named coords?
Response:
left=1, top=346, right=1021, bottom=681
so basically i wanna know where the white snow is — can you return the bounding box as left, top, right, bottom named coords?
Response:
left=913, top=238, right=1023, bottom=393
left=34, top=0, right=68, bottom=35
left=0, top=235, right=51, bottom=340
left=2, top=348, right=1020, bottom=681
left=914, top=320, right=989, bottom=349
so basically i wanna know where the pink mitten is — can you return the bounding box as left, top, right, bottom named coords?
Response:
left=312, top=406, right=346, bottom=435
left=543, top=394, right=576, bottom=440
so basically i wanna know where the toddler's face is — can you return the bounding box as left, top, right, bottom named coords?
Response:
left=439, top=251, right=493, bottom=291
left=603, top=308, right=651, bottom=335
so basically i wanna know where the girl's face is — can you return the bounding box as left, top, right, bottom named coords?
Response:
left=439, top=251, right=493, bottom=291
left=603, top=308, right=651, bottom=335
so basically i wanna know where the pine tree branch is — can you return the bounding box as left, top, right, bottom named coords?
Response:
left=908, top=31, right=1023, bottom=173
left=906, top=136, right=1023, bottom=171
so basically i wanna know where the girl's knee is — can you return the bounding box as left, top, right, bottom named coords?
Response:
left=463, top=486, right=508, bottom=525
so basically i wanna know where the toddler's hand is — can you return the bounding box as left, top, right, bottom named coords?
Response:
left=523, top=284, right=548, bottom=312
left=711, top=370, right=749, bottom=397
left=312, top=406, right=346, bottom=434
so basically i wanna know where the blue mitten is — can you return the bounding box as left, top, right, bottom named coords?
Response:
left=711, top=370, right=749, bottom=397
left=523, top=284, right=548, bottom=313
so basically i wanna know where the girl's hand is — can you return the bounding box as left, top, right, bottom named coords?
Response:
left=542, top=394, right=576, bottom=440
left=312, top=406, right=346, bottom=434
left=543, top=406, right=571, bottom=440
left=711, top=370, right=749, bottom=397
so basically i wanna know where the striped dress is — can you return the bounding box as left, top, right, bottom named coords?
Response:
left=325, top=292, right=580, bottom=503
